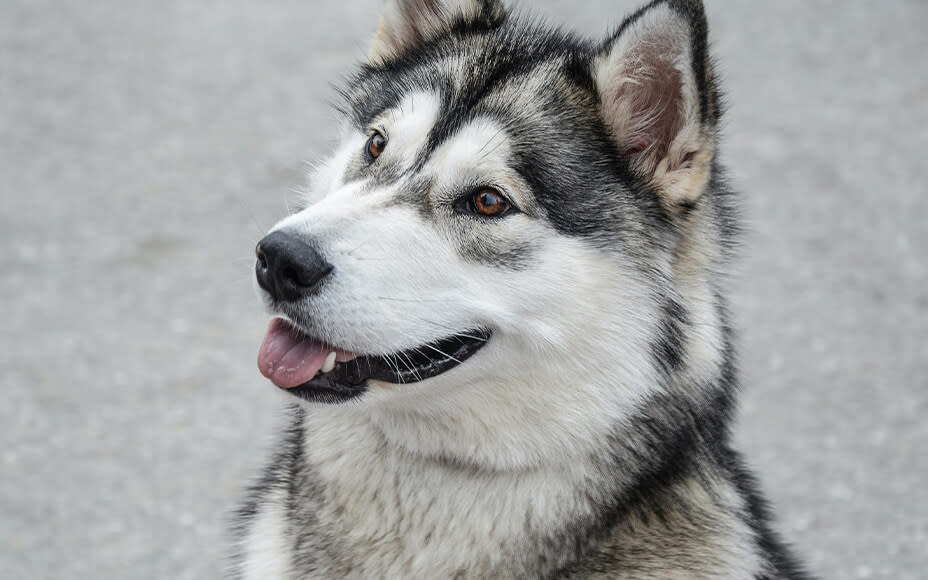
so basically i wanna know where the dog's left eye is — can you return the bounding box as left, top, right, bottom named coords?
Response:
left=459, top=188, right=512, bottom=218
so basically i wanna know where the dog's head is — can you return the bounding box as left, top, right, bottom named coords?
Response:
left=254, top=0, right=730, bottom=466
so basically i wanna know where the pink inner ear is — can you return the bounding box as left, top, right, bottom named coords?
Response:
left=621, top=135, right=652, bottom=158
left=611, top=45, right=685, bottom=165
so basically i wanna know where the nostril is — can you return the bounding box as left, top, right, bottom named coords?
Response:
left=280, top=263, right=333, bottom=289
left=255, top=245, right=269, bottom=270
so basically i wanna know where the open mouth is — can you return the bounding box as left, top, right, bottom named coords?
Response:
left=257, top=318, right=491, bottom=403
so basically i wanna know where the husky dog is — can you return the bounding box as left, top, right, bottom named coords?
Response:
left=232, top=0, right=813, bottom=578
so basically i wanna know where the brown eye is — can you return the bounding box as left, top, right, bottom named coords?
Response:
left=472, top=188, right=511, bottom=217
left=367, top=132, right=387, bottom=160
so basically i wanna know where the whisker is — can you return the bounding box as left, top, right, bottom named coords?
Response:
left=397, top=351, right=423, bottom=382
left=476, top=126, right=507, bottom=158
left=384, top=353, right=403, bottom=379
left=422, top=343, right=462, bottom=365
left=407, top=316, right=490, bottom=342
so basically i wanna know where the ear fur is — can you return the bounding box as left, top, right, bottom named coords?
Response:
left=370, top=0, right=506, bottom=63
left=595, top=0, right=720, bottom=207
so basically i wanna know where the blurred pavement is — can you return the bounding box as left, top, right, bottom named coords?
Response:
left=1, top=1, right=926, bottom=578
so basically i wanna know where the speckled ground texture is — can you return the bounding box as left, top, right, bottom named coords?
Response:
left=2, top=1, right=926, bottom=578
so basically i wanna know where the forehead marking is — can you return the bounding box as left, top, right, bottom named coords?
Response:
left=379, top=91, right=442, bottom=167
left=428, top=118, right=511, bottom=187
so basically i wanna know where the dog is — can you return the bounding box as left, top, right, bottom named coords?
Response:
left=231, top=0, right=814, bottom=578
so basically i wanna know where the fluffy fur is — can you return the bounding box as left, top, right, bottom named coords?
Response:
left=231, top=1, right=814, bottom=578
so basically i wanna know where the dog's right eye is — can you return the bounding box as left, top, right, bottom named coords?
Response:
left=366, top=131, right=387, bottom=161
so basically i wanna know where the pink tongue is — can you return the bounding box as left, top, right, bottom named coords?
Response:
left=258, top=318, right=332, bottom=389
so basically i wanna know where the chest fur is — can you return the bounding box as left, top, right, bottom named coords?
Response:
left=282, top=410, right=592, bottom=579
left=238, top=409, right=763, bottom=580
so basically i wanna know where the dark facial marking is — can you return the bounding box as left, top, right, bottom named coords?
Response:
left=651, top=297, right=689, bottom=375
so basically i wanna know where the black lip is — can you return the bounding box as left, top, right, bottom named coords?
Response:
left=283, top=329, right=492, bottom=404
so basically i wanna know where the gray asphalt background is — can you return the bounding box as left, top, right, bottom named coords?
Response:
left=2, top=1, right=926, bottom=578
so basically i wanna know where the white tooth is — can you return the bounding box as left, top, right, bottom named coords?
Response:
left=321, top=351, right=337, bottom=374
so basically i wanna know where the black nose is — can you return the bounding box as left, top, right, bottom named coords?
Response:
left=255, top=231, right=333, bottom=302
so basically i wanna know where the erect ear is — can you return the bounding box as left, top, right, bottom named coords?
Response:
left=370, top=0, right=506, bottom=63
left=595, top=0, right=720, bottom=207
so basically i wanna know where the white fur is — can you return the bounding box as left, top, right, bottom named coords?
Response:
left=301, top=408, right=605, bottom=577
left=239, top=488, right=292, bottom=580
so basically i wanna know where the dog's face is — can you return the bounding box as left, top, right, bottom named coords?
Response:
left=254, top=0, right=722, bottom=463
